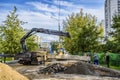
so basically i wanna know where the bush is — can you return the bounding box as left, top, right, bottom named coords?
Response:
left=98, top=53, right=120, bottom=67
left=110, top=53, right=120, bottom=66
left=98, top=53, right=106, bottom=64
left=77, top=52, right=120, bottom=67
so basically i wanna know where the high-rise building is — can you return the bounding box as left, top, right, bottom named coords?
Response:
left=105, top=0, right=120, bottom=37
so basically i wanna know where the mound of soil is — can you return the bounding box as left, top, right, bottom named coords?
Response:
left=64, top=61, right=120, bottom=77
left=39, top=63, right=67, bottom=74
left=0, top=62, right=28, bottom=80
left=38, top=61, right=120, bottom=77
left=64, top=62, right=95, bottom=75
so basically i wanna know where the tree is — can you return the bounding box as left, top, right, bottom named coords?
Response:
left=108, top=13, right=120, bottom=53
left=26, top=35, right=39, bottom=52
left=50, top=41, right=59, bottom=52
left=0, top=7, right=38, bottom=54
left=62, top=10, right=104, bottom=54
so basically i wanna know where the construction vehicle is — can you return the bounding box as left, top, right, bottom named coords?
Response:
left=15, top=28, right=70, bottom=65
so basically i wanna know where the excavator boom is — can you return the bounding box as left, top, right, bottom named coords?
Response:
left=20, top=28, right=70, bottom=53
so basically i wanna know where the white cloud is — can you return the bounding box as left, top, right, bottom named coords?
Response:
left=0, top=1, right=104, bottom=41
left=26, top=2, right=58, bottom=13
left=26, top=1, right=70, bottom=16
left=53, top=0, right=104, bottom=21
left=79, top=0, right=104, bottom=3
left=0, top=10, right=9, bottom=25
left=80, top=7, right=104, bottom=21
left=53, top=0, right=74, bottom=7
left=42, top=34, right=59, bottom=42
left=0, top=10, right=59, bottom=41
left=18, top=10, right=58, bottom=29
left=25, top=1, right=104, bottom=25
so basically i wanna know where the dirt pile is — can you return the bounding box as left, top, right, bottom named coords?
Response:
left=38, top=63, right=67, bottom=74
left=64, top=61, right=95, bottom=75
left=0, top=62, right=28, bottom=80
left=38, top=61, right=120, bottom=77
left=64, top=61, right=120, bottom=77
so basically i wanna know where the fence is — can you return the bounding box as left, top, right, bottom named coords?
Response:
left=0, top=54, right=14, bottom=63
left=78, top=52, right=120, bottom=67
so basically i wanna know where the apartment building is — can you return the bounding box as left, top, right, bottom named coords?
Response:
left=105, top=0, right=120, bottom=37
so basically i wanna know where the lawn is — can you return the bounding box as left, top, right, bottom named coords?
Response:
left=100, top=64, right=120, bottom=71
left=0, top=57, right=14, bottom=62
left=110, top=66, right=120, bottom=70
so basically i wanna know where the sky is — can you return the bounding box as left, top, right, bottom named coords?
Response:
left=0, top=0, right=105, bottom=42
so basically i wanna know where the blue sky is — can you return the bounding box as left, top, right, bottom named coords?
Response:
left=0, top=0, right=105, bottom=41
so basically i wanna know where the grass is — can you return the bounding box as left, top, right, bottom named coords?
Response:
left=110, top=66, right=120, bottom=70
left=100, top=64, right=120, bottom=71
left=0, top=57, right=14, bottom=62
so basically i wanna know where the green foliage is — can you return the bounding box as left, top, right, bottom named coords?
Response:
left=0, top=7, right=38, bottom=54
left=26, top=36, right=38, bottom=52
left=107, top=14, right=120, bottom=53
left=50, top=41, right=59, bottom=52
left=62, top=10, right=104, bottom=54
left=104, top=40, right=117, bottom=52
left=110, top=53, right=120, bottom=66
left=98, top=53, right=106, bottom=64
left=98, top=53, right=120, bottom=67
left=0, top=39, right=3, bottom=52
left=0, top=7, right=24, bottom=54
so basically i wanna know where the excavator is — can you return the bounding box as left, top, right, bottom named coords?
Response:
left=15, top=28, right=70, bottom=65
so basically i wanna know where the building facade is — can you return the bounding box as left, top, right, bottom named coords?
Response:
left=105, top=0, right=120, bottom=37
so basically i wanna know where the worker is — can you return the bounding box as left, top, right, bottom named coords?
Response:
left=105, top=51, right=110, bottom=68
left=93, top=52, right=99, bottom=65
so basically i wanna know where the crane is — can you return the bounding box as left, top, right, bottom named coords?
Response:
left=15, top=28, right=70, bottom=65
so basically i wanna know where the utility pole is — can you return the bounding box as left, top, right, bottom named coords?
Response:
left=51, top=0, right=61, bottom=51
left=58, top=0, right=61, bottom=50
left=51, top=0, right=60, bottom=41
left=58, top=0, right=60, bottom=43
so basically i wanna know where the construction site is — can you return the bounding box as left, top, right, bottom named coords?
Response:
left=0, top=0, right=120, bottom=79
left=0, top=54, right=120, bottom=80
left=0, top=27, right=120, bottom=80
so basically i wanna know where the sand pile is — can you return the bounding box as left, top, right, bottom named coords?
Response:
left=0, top=62, right=29, bottom=80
